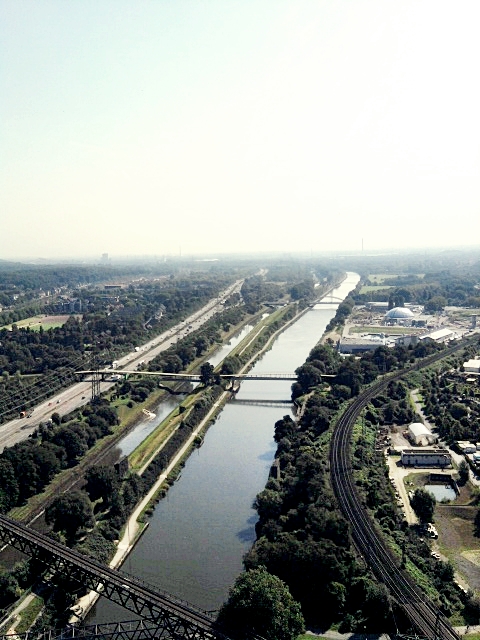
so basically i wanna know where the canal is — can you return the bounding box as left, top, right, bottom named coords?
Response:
left=115, top=322, right=256, bottom=459
left=87, top=272, right=360, bottom=622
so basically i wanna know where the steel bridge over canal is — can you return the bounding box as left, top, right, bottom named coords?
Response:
left=0, top=515, right=226, bottom=640
left=77, top=371, right=300, bottom=382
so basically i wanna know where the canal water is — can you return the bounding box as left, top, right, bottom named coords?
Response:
left=88, top=272, right=360, bottom=622
left=116, top=322, right=256, bottom=458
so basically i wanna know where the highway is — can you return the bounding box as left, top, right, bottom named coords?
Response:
left=0, top=280, right=243, bottom=453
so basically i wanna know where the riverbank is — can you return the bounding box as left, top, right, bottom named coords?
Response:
left=70, top=303, right=310, bottom=620
left=5, top=277, right=351, bottom=632
left=75, top=277, right=358, bottom=621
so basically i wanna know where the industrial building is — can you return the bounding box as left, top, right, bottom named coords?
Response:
left=365, top=301, right=390, bottom=312
left=384, top=307, right=415, bottom=325
left=408, top=422, right=437, bottom=446
left=418, top=328, right=458, bottom=343
left=401, top=447, right=451, bottom=468
left=464, top=359, right=480, bottom=374
left=338, top=335, right=386, bottom=354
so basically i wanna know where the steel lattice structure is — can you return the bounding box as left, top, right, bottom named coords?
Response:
left=0, top=515, right=227, bottom=640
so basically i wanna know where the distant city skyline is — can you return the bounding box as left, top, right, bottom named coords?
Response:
left=1, top=1, right=479, bottom=260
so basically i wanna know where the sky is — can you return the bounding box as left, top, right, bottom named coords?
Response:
left=1, top=1, right=479, bottom=260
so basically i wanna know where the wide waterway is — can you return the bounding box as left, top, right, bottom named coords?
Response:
left=88, top=272, right=360, bottom=622
left=116, top=322, right=256, bottom=458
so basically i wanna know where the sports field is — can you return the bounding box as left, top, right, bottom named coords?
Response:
left=2, top=314, right=81, bottom=331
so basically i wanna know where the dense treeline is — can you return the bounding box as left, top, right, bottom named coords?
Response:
left=292, top=340, right=444, bottom=402
left=418, top=340, right=480, bottom=445
left=324, top=276, right=362, bottom=333
left=245, top=336, right=473, bottom=631
left=245, top=413, right=394, bottom=630
left=354, top=271, right=480, bottom=310
left=245, top=343, right=398, bottom=630
left=0, top=399, right=119, bottom=513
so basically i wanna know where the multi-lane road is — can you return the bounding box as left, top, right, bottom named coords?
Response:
left=0, top=280, right=243, bottom=453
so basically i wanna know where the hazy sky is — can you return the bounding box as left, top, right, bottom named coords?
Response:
left=1, top=1, right=479, bottom=260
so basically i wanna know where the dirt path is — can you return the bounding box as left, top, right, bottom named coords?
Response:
left=386, top=456, right=418, bottom=525
left=71, top=396, right=223, bottom=619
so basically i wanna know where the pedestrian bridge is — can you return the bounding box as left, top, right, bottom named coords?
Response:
left=77, top=370, right=300, bottom=382
left=310, top=295, right=344, bottom=305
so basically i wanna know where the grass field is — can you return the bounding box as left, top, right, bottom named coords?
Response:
left=449, top=307, right=480, bottom=318
left=359, top=284, right=394, bottom=294
left=1, top=314, right=81, bottom=331
left=348, top=325, right=419, bottom=335
left=367, top=273, right=397, bottom=284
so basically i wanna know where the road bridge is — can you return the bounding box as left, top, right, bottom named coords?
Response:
left=0, top=515, right=226, bottom=640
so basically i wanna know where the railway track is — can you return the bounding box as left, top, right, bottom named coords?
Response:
left=0, top=514, right=224, bottom=639
left=329, top=339, right=478, bottom=639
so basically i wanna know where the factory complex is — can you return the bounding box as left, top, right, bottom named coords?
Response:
left=336, top=302, right=474, bottom=355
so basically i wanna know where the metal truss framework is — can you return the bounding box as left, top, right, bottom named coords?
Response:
left=0, top=515, right=226, bottom=640
left=2, top=620, right=169, bottom=640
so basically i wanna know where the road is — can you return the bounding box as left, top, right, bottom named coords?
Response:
left=0, top=280, right=243, bottom=453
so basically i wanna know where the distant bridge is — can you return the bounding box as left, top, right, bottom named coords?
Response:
left=310, top=295, right=344, bottom=305
left=77, top=370, right=303, bottom=382
left=0, top=515, right=225, bottom=640
left=230, top=398, right=292, bottom=407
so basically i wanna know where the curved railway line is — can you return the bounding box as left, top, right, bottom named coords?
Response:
left=330, top=338, right=479, bottom=639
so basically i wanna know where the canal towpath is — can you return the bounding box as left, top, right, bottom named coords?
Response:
left=70, top=301, right=314, bottom=620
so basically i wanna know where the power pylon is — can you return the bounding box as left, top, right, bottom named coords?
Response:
left=91, top=355, right=101, bottom=400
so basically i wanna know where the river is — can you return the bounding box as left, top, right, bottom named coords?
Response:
left=87, top=272, right=360, bottom=622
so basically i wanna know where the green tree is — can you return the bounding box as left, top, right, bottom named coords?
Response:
left=200, top=362, right=215, bottom=386
left=217, top=566, right=304, bottom=640
left=411, top=488, right=436, bottom=523
left=85, top=465, right=119, bottom=506
left=295, top=363, right=323, bottom=392
left=46, top=491, right=94, bottom=543
left=450, top=403, right=468, bottom=420
left=0, top=459, right=19, bottom=512
left=459, top=460, right=470, bottom=485
left=424, top=296, right=447, bottom=313
left=0, top=571, right=20, bottom=608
